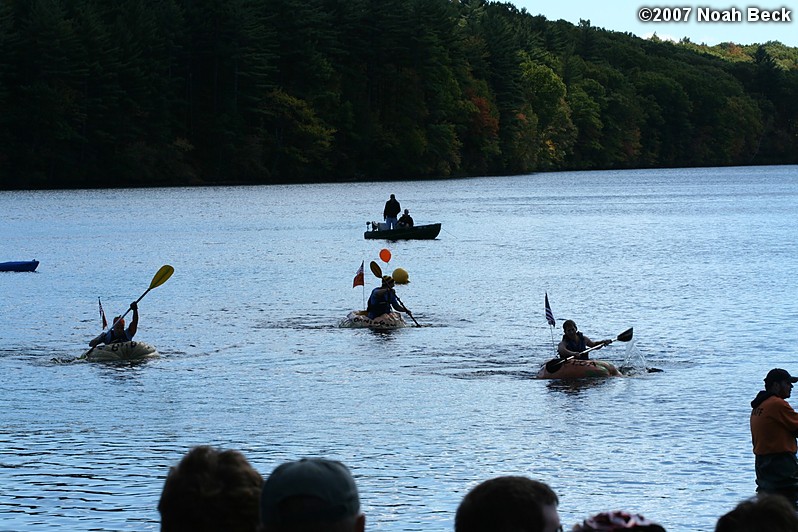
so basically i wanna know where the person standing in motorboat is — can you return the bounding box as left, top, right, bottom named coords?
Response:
left=88, top=301, right=138, bottom=346
left=557, top=319, right=611, bottom=360
left=383, top=194, right=401, bottom=229
left=750, top=368, right=798, bottom=506
left=397, top=209, right=414, bottom=228
left=367, top=275, right=410, bottom=319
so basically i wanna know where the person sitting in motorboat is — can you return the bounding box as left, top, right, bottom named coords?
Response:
left=397, top=209, right=414, bottom=228
left=367, top=275, right=410, bottom=319
left=557, top=319, right=611, bottom=360
left=89, top=302, right=139, bottom=346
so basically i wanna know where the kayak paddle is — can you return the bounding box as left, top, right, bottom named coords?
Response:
left=544, top=327, right=633, bottom=374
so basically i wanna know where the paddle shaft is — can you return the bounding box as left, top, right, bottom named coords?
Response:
left=109, top=265, right=174, bottom=325
left=395, top=294, right=420, bottom=327
left=113, top=288, right=150, bottom=324
left=553, top=342, right=608, bottom=366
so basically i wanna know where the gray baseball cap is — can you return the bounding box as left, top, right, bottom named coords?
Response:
left=260, top=458, right=360, bottom=525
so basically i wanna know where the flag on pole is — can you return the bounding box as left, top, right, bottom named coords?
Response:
left=98, top=297, right=108, bottom=329
left=353, top=260, right=365, bottom=288
left=545, top=292, right=555, bottom=327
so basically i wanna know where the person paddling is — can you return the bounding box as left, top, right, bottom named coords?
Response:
left=367, top=275, right=410, bottom=320
left=89, top=302, right=139, bottom=346
left=557, top=319, right=611, bottom=360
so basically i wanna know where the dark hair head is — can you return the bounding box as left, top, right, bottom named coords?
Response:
left=455, top=476, right=557, bottom=532
left=158, top=446, right=263, bottom=532
left=716, top=494, right=798, bottom=532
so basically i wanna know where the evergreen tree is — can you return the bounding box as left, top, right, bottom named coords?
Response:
left=6, top=0, right=88, bottom=187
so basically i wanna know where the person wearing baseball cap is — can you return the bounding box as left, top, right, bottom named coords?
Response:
left=750, top=368, right=798, bottom=506
left=259, top=458, right=365, bottom=531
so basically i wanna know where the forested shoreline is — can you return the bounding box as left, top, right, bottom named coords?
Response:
left=1, top=0, right=796, bottom=190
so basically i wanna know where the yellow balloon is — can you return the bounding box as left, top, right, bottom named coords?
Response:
left=392, top=267, right=409, bottom=284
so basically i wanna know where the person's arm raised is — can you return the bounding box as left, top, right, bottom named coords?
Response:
left=127, top=302, right=139, bottom=338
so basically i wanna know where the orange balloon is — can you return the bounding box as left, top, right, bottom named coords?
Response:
left=379, top=249, right=392, bottom=263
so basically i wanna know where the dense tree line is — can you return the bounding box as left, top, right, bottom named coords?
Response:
left=0, top=0, right=796, bottom=189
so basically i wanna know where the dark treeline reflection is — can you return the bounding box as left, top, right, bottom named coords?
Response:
left=1, top=0, right=797, bottom=189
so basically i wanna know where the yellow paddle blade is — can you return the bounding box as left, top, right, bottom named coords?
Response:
left=150, top=265, right=174, bottom=289
left=369, top=261, right=382, bottom=278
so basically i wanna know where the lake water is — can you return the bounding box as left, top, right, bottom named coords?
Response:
left=1, top=166, right=797, bottom=531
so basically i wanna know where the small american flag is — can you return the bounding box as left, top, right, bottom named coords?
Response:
left=353, top=260, right=365, bottom=288
left=98, top=297, right=108, bottom=329
left=545, top=292, right=555, bottom=327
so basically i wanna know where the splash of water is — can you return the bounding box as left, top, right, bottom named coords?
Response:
left=619, top=339, right=650, bottom=375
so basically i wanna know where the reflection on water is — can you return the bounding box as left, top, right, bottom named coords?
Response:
left=1, top=166, right=797, bottom=530
left=544, top=376, right=619, bottom=395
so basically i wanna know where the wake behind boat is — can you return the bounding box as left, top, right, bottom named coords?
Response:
left=82, top=340, right=158, bottom=361
left=364, top=222, right=441, bottom=240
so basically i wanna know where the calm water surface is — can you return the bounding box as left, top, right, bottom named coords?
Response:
left=2, top=166, right=798, bottom=531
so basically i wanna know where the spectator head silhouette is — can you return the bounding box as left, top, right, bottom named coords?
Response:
left=455, top=475, right=560, bottom=532
left=260, top=457, right=365, bottom=532
left=158, top=445, right=263, bottom=532
left=715, top=493, right=798, bottom=531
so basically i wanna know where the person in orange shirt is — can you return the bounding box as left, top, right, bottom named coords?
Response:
left=750, top=368, right=798, bottom=506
